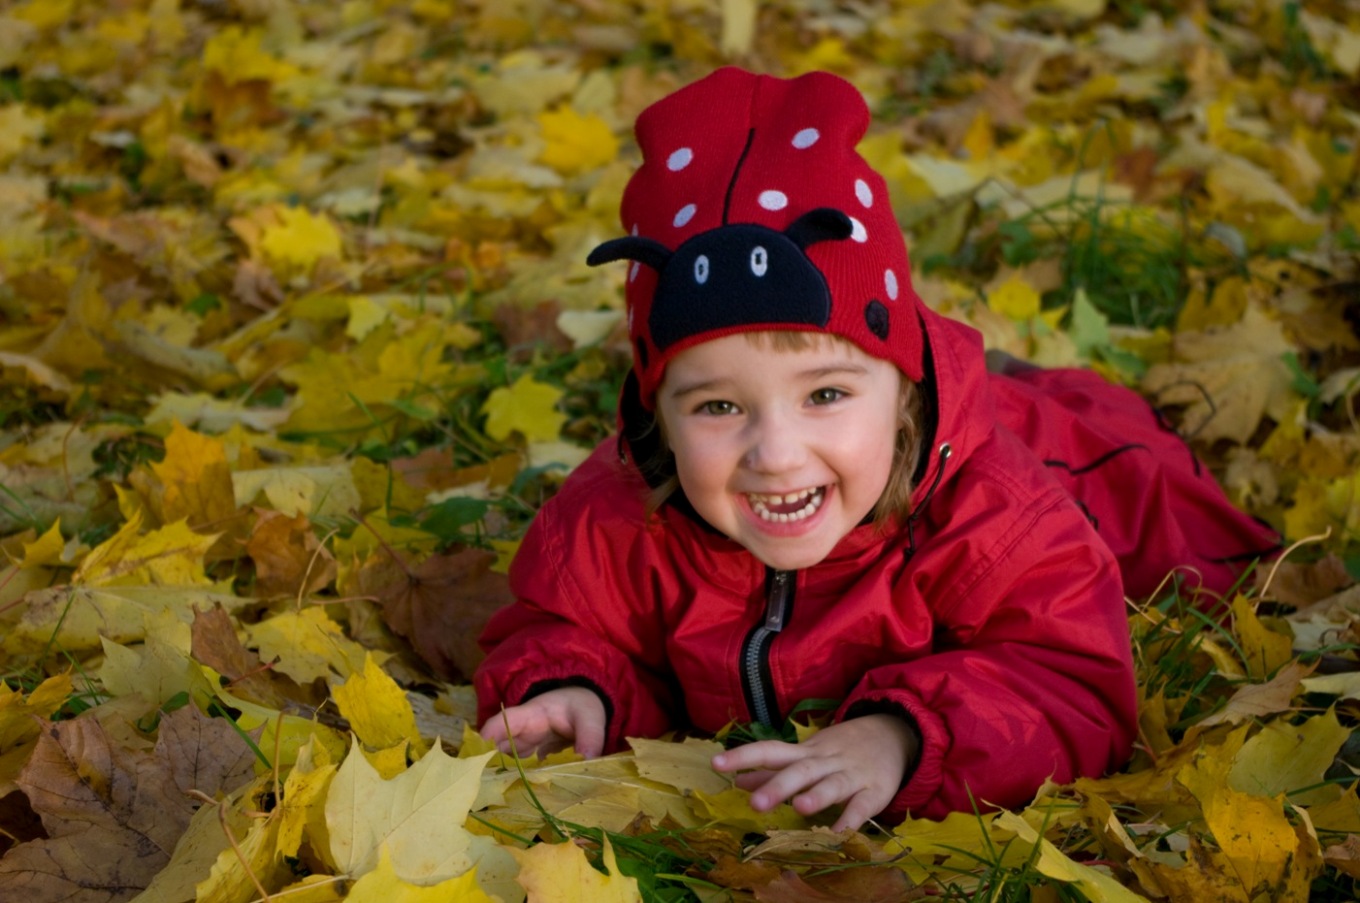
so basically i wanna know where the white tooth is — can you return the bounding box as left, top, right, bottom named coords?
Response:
left=783, top=491, right=801, bottom=504
left=777, top=513, right=789, bottom=523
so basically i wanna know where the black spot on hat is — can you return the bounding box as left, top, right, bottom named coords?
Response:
left=865, top=300, right=889, bottom=340
left=635, top=337, right=650, bottom=371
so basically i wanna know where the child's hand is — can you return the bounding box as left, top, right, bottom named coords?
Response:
left=479, top=686, right=607, bottom=758
left=710, top=714, right=919, bottom=832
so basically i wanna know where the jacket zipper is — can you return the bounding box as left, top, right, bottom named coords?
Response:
left=741, top=567, right=794, bottom=728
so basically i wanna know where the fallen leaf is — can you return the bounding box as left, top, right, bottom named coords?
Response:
left=513, top=836, right=639, bottom=903
left=325, top=738, right=494, bottom=884
left=481, top=374, right=567, bottom=443
left=1142, top=304, right=1298, bottom=444
left=246, top=508, right=337, bottom=598
left=363, top=547, right=514, bottom=682
left=331, top=654, right=425, bottom=755
left=0, top=706, right=255, bottom=901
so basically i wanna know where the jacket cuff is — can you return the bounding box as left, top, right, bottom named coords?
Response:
left=838, top=690, right=949, bottom=823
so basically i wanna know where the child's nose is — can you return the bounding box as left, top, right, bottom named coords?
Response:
left=742, top=414, right=807, bottom=474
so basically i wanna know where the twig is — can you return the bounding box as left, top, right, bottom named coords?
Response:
left=186, top=788, right=272, bottom=902
left=1258, top=527, right=1333, bottom=603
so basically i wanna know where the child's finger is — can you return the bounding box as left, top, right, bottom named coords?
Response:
left=573, top=712, right=605, bottom=758
left=711, top=740, right=799, bottom=772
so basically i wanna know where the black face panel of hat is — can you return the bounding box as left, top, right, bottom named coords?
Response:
left=648, top=224, right=832, bottom=350
left=586, top=207, right=853, bottom=352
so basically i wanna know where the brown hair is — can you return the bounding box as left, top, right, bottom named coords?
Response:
left=643, top=332, right=923, bottom=529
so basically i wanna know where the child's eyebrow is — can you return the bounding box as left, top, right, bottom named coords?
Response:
left=665, top=364, right=872, bottom=400
left=798, top=364, right=871, bottom=381
left=664, top=378, right=728, bottom=400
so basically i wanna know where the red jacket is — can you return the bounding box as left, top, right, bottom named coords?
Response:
left=476, top=309, right=1276, bottom=820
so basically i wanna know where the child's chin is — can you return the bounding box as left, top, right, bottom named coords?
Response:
left=747, top=538, right=837, bottom=571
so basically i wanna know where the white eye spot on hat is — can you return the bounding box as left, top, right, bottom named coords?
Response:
left=792, top=127, right=820, bottom=149
left=667, top=147, right=693, bottom=171
left=758, top=190, right=788, bottom=210
left=849, top=217, right=867, bottom=243
left=674, top=203, right=697, bottom=227
left=885, top=269, right=899, bottom=301
left=855, top=178, right=873, bottom=208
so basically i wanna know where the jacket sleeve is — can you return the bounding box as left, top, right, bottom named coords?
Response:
left=473, top=455, right=674, bottom=752
left=839, top=484, right=1137, bottom=822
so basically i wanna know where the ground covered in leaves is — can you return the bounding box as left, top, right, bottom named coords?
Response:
left=1, top=0, right=1360, bottom=900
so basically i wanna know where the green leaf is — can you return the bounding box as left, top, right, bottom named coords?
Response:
left=420, top=498, right=492, bottom=541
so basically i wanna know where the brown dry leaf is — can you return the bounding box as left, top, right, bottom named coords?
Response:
left=754, top=867, right=926, bottom=902
left=0, top=705, right=256, bottom=901
left=1324, top=834, right=1360, bottom=879
left=1142, top=304, right=1298, bottom=444
left=706, top=854, right=782, bottom=891
left=361, top=547, right=514, bottom=682
left=245, top=508, right=337, bottom=598
left=189, top=604, right=320, bottom=711
left=1258, top=554, right=1356, bottom=607
left=1194, top=660, right=1312, bottom=729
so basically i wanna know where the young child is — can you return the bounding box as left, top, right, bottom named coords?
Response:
left=474, top=68, right=1279, bottom=830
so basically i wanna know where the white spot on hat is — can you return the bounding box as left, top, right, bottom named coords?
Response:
left=673, top=204, right=696, bottom=228
left=792, top=128, right=820, bottom=149
left=885, top=269, right=899, bottom=301
left=667, top=147, right=693, bottom=171
left=849, top=217, right=867, bottom=243
left=758, top=190, right=788, bottom=211
left=855, top=178, right=873, bottom=208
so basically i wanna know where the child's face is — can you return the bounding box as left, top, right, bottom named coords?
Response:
left=656, top=332, right=902, bottom=570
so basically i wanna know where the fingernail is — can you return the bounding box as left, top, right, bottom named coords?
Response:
left=712, top=755, right=726, bottom=768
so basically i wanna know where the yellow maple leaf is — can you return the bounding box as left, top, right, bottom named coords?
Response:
left=513, top=836, right=641, bottom=903
left=99, top=633, right=217, bottom=708
left=326, top=738, right=496, bottom=883
left=538, top=107, right=618, bottom=175
left=481, top=374, right=566, bottom=443
left=1230, top=594, right=1295, bottom=679
left=332, top=653, right=426, bottom=756
left=147, top=421, right=239, bottom=531
left=3, top=584, right=249, bottom=655
left=994, top=811, right=1147, bottom=903
left=259, top=205, right=343, bottom=277
left=245, top=607, right=379, bottom=684
left=0, top=104, right=45, bottom=163
left=0, top=673, right=73, bottom=753
left=346, top=844, right=497, bottom=903
left=1229, top=709, right=1349, bottom=807
left=19, top=519, right=64, bottom=569
left=988, top=275, right=1041, bottom=321
left=232, top=463, right=362, bottom=519
left=74, top=513, right=217, bottom=587
left=201, top=25, right=300, bottom=85
left=277, top=738, right=338, bottom=864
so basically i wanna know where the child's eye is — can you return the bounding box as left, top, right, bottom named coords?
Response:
left=809, top=387, right=845, bottom=405
left=698, top=400, right=737, bottom=415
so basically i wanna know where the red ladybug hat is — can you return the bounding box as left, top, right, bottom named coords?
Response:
left=589, top=67, right=925, bottom=408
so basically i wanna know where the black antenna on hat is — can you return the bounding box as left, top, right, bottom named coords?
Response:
left=586, top=236, right=673, bottom=272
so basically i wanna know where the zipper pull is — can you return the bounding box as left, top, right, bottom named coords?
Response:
left=764, top=570, right=791, bottom=631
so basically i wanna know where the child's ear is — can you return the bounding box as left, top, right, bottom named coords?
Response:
left=587, top=236, right=673, bottom=273
left=783, top=208, right=853, bottom=250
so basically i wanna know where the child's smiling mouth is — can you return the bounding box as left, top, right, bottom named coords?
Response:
left=747, top=486, right=826, bottom=523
